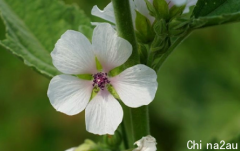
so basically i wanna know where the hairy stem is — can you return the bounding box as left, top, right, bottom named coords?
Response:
left=121, top=119, right=129, bottom=149
left=131, top=106, right=150, bottom=140
left=111, top=0, right=139, bottom=67
left=111, top=0, right=150, bottom=146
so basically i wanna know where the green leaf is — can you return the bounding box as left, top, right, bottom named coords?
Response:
left=144, top=0, right=156, bottom=17
left=0, top=0, right=92, bottom=78
left=190, top=12, right=240, bottom=28
left=191, top=0, right=240, bottom=28
left=193, top=0, right=240, bottom=18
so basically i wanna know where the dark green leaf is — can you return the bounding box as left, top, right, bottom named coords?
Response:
left=193, top=0, right=240, bottom=18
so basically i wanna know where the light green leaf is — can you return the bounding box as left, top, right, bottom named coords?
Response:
left=0, top=0, right=92, bottom=78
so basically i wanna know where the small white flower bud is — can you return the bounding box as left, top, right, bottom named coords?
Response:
left=133, top=135, right=157, bottom=151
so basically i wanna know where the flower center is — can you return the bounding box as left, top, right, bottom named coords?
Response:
left=92, top=72, right=110, bottom=90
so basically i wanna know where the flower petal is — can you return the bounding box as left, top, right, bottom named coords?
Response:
left=111, top=64, right=158, bottom=108
left=51, top=30, right=97, bottom=75
left=91, top=3, right=116, bottom=24
left=85, top=90, right=123, bottom=135
left=92, top=23, right=132, bottom=72
left=47, top=75, right=92, bottom=115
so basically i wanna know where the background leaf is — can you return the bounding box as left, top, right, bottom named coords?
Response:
left=191, top=0, right=240, bottom=29
left=193, top=0, right=240, bottom=18
left=0, top=0, right=92, bottom=78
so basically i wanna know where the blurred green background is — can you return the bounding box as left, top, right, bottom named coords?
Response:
left=1, top=0, right=240, bottom=151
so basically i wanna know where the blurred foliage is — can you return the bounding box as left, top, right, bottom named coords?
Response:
left=1, top=0, right=240, bottom=151
left=151, top=23, right=240, bottom=151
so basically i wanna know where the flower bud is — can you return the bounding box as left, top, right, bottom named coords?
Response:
left=103, top=130, right=122, bottom=148
left=133, top=135, right=157, bottom=151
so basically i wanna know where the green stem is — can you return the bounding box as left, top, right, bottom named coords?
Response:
left=121, top=120, right=129, bottom=149
left=111, top=0, right=139, bottom=67
left=111, top=0, right=149, bottom=145
left=131, top=106, right=150, bottom=140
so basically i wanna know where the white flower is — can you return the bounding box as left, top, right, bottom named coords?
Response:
left=91, top=0, right=198, bottom=27
left=47, top=23, right=158, bottom=135
left=133, top=135, right=157, bottom=151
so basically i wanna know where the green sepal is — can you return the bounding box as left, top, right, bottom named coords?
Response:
left=89, top=87, right=99, bottom=102
left=153, top=19, right=167, bottom=37
left=151, top=36, right=170, bottom=55
left=95, top=57, right=103, bottom=71
left=150, top=20, right=169, bottom=62
left=135, top=10, right=155, bottom=43
left=108, top=64, right=125, bottom=77
left=169, top=5, right=186, bottom=18
left=168, top=18, right=190, bottom=37
left=150, top=38, right=170, bottom=70
left=144, top=0, right=156, bottom=17
left=107, top=84, right=121, bottom=101
left=151, top=36, right=166, bottom=53
left=169, top=18, right=190, bottom=30
left=77, top=74, right=93, bottom=80
left=153, top=0, right=169, bottom=19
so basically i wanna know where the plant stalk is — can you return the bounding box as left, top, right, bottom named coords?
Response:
left=111, top=0, right=150, bottom=146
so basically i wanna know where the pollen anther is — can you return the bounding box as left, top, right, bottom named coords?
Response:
left=92, top=72, right=110, bottom=90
